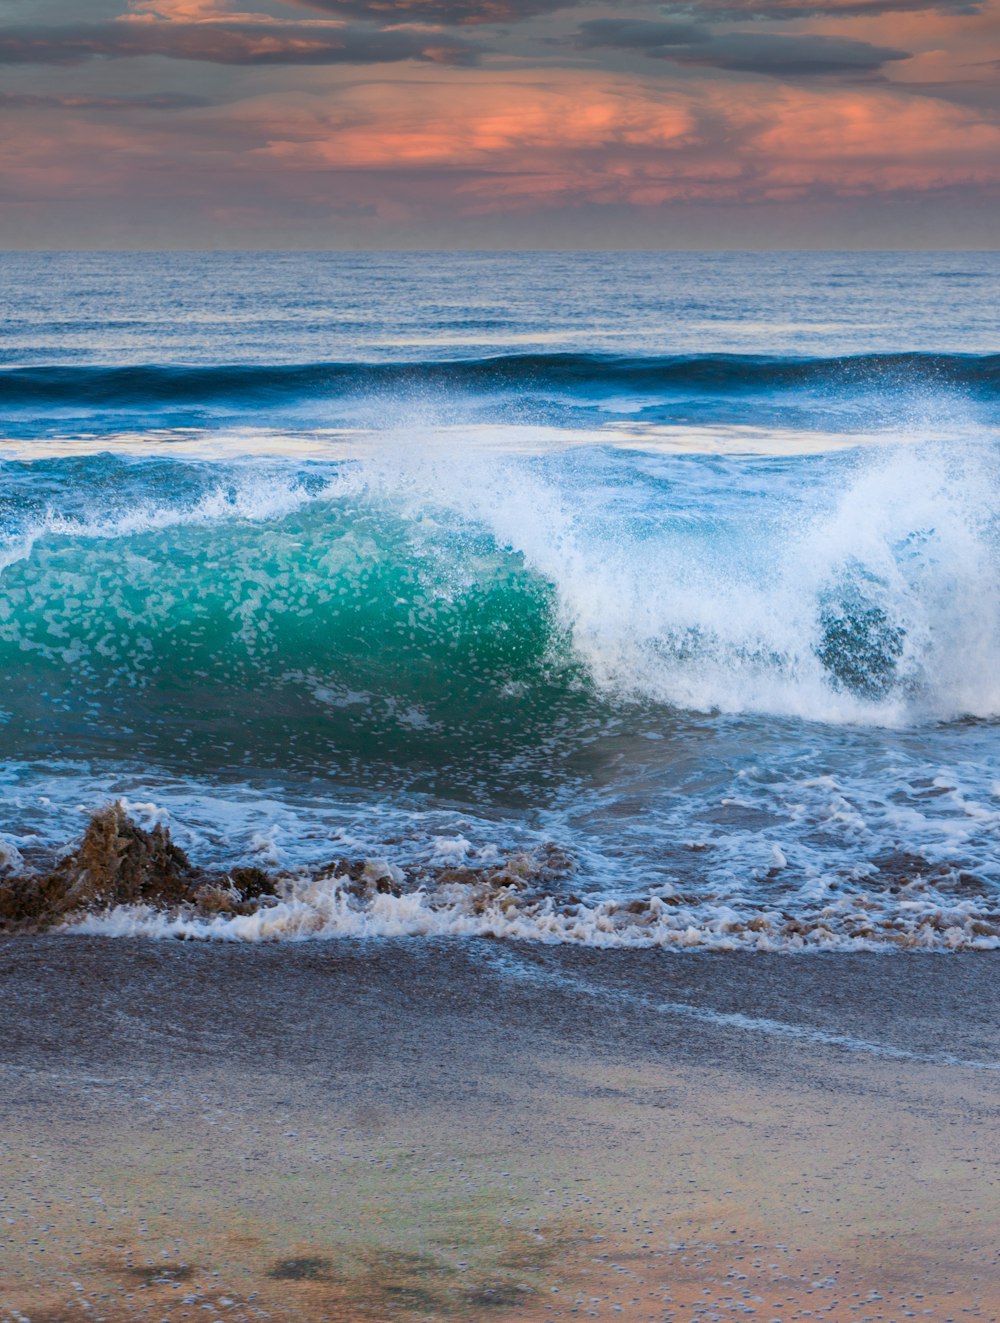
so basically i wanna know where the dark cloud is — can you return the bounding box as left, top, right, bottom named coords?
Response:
left=0, top=91, right=209, bottom=109
left=674, top=32, right=910, bottom=74
left=576, top=19, right=707, bottom=49
left=291, top=0, right=579, bottom=22
left=0, top=21, right=479, bottom=66
left=577, top=21, right=909, bottom=74
left=659, top=0, right=981, bottom=17
left=288, top=0, right=980, bottom=24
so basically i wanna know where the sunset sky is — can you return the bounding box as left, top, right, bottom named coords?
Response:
left=1, top=0, right=998, bottom=246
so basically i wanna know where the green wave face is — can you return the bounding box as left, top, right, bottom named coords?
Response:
left=0, top=497, right=597, bottom=799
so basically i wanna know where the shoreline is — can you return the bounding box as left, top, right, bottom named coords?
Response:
left=2, top=936, right=998, bottom=1321
left=4, top=804, right=998, bottom=954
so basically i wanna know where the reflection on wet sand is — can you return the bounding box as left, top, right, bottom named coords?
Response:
left=2, top=939, right=998, bottom=1321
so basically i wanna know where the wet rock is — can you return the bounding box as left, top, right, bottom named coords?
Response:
left=319, top=857, right=373, bottom=897
left=0, top=838, right=24, bottom=875
left=226, top=866, right=276, bottom=901
left=0, top=871, right=70, bottom=930
left=192, top=884, right=240, bottom=916
left=949, top=871, right=990, bottom=897
left=0, top=803, right=197, bottom=931
left=362, top=858, right=406, bottom=895
left=532, top=842, right=575, bottom=881
left=324, top=857, right=368, bottom=884
left=0, top=808, right=584, bottom=936
left=436, top=866, right=474, bottom=885
left=57, top=803, right=195, bottom=910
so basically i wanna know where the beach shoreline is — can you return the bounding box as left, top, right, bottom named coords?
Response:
left=2, top=936, right=998, bottom=1322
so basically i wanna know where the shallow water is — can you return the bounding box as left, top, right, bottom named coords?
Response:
left=2, top=252, right=998, bottom=948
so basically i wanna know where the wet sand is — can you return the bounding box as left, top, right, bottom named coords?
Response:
left=1, top=937, right=998, bottom=1322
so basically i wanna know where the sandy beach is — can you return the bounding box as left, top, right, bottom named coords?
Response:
left=1, top=937, right=997, bottom=1322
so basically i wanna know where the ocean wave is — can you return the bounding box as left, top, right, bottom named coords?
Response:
left=0, top=439, right=998, bottom=744
left=1, top=351, right=999, bottom=409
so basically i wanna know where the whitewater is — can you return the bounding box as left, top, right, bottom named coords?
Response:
left=1, top=250, right=998, bottom=949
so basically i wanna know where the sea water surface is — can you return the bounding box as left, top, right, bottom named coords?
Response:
left=1, top=251, right=998, bottom=949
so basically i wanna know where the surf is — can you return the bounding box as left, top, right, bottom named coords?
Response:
left=1, top=435, right=998, bottom=763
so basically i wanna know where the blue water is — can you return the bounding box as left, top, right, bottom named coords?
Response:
left=2, top=251, right=999, bottom=948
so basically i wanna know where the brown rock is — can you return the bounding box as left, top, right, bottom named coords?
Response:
left=57, top=803, right=194, bottom=910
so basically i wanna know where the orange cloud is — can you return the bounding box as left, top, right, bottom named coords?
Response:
left=3, top=65, right=998, bottom=226
left=250, top=78, right=698, bottom=168
left=125, top=0, right=270, bottom=19
left=748, top=84, right=1000, bottom=158
left=224, top=71, right=1000, bottom=209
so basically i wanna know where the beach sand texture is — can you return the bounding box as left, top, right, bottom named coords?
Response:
left=1, top=938, right=997, bottom=1322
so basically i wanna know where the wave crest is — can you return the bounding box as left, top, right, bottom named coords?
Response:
left=0, top=439, right=998, bottom=745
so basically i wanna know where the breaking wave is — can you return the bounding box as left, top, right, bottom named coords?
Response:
left=0, top=436, right=998, bottom=758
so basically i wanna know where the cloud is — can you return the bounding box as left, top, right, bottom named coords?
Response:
left=576, top=19, right=706, bottom=49
left=0, top=21, right=479, bottom=65
left=577, top=21, right=910, bottom=75
left=0, top=91, right=209, bottom=109
left=223, top=70, right=1000, bottom=191
left=127, top=0, right=256, bottom=15
left=238, top=75, right=698, bottom=172
left=673, top=32, right=911, bottom=74
left=3, top=69, right=999, bottom=230
left=129, top=0, right=587, bottom=25
left=446, top=84, right=1000, bottom=210
left=290, top=0, right=582, bottom=22
left=659, top=0, right=982, bottom=17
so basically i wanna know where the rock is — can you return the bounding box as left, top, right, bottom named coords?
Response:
left=226, top=866, right=276, bottom=901
left=0, top=872, right=70, bottom=929
left=624, top=898, right=651, bottom=914
left=436, top=867, right=474, bottom=885
left=57, top=803, right=195, bottom=910
left=361, top=858, right=406, bottom=896
left=0, top=803, right=197, bottom=930
left=192, top=884, right=240, bottom=916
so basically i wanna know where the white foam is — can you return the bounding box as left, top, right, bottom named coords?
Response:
left=359, top=432, right=1000, bottom=725
left=0, top=463, right=356, bottom=582
left=0, top=836, right=24, bottom=874
left=66, top=870, right=1000, bottom=952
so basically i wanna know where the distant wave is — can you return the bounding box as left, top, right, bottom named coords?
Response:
left=2, top=351, right=999, bottom=408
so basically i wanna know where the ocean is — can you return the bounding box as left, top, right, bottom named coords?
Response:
left=1, top=250, right=998, bottom=949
